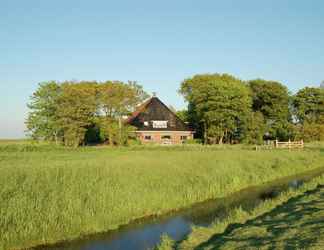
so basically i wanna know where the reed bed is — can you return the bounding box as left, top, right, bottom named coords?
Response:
left=0, top=142, right=323, bottom=250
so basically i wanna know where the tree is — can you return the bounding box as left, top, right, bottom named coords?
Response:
left=293, top=87, right=324, bottom=124
left=27, top=80, right=148, bottom=147
left=56, top=82, right=99, bottom=147
left=99, top=118, right=136, bottom=146
left=293, top=86, right=324, bottom=142
left=248, top=79, right=290, bottom=140
left=99, top=81, right=149, bottom=145
left=299, top=122, right=324, bottom=142
left=99, top=81, right=148, bottom=118
left=26, top=81, right=62, bottom=143
left=245, top=112, right=266, bottom=144
left=176, top=110, right=189, bottom=123
left=180, top=74, right=252, bottom=144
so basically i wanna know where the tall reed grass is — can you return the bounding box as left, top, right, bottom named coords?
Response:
left=173, top=175, right=324, bottom=250
left=0, top=142, right=323, bottom=250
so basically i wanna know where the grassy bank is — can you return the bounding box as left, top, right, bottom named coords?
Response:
left=0, top=142, right=324, bottom=250
left=162, top=175, right=324, bottom=250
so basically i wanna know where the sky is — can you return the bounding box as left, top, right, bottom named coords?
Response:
left=0, top=0, right=323, bottom=138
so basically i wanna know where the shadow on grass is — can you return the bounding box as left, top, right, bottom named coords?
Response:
left=195, top=185, right=324, bottom=250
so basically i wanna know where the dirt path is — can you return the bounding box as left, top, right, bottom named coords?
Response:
left=196, top=185, right=324, bottom=250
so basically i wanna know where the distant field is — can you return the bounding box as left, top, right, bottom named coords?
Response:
left=0, top=139, right=29, bottom=144
left=0, top=142, right=324, bottom=250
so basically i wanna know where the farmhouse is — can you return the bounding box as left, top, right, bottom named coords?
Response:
left=126, top=95, right=194, bottom=144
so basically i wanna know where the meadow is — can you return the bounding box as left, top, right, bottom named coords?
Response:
left=164, top=174, right=324, bottom=250
left=0, top=141, right=324, bottom=250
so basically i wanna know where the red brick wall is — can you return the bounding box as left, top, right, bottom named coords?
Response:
left=137, top=131, right=193, bottom=145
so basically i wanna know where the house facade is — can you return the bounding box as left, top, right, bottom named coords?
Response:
left=126, top=96, right=194, bottom=144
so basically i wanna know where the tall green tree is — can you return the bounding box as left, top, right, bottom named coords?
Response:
left=245, top=111, right=266, bottom=144
left=180, top=74, right=252, bottom=144
left=56, top=82, right=99, bottom=147
left=248, top=79, right=291, bottom=140
left=99, top=81, right=148, bottom=145
left=26, top=81, right=62, bottom=143
left=293, top=87, right=324, bottom=124
left=293, top=86, right=324, bottom=142
left=27, top=80, right=148, bottom=147
left=99, top=81, right=148, bottom=118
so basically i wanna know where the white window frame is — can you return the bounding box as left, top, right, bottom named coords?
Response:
left=152, top=120, right=168, bottom=129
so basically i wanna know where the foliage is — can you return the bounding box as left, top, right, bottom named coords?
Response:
left=98, top=81, right=148, bottom=145
left=156, top=234, right=175, bottom=250
left=245, top=111, right=266, bottom=144
left=1, top=143, right=323, bottom=250
left=180, top=74, right=252, bottom=144
left=292, top=87, right=324, bottom=142
left=248, top=79, right=291, bottom=140
left=56, top=82, right=98, bottom=147
left=179, top=74, right=306, bottom=144
left=26, top=76, right=324, bottom=146
left=293, top=87, right=324, bottom=124
left=176, top=109, right=189, bottom=123
left=99, top=117, right=137, bottom=146
left=99, top=81, right=148, bottom=118
left=297, top=122, right=324, bottom=142
left=26, top=81, right=148, bottom=147
left=25, top=81, right=62, bottom=143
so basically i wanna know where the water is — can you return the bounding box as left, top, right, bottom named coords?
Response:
left=33, top=167, right=324, bottom=250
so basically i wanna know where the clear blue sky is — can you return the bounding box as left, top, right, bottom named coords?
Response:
left=1, top=0, right=323, bottom=138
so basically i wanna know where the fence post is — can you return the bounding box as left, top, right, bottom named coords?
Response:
left=288, top=139, right=291, bottom=150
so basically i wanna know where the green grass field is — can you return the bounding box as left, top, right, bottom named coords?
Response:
left=205, top=185, right=324, bottom=250
left=169, top=175, right=324, bottom=250
left=0, top=142, right=324, bottom=250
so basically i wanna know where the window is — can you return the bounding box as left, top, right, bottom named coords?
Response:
left=152, top=120, right=168, bottom=128
left=161, top=135, right=171, bottom=140
left=144, top=135, right=152, bottom=140
left=144, top=121, right=149, bottom=126
left=180, top=136, right=188, bottom=140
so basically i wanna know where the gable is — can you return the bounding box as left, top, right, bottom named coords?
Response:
left=126, top=97, right=191, bottom=131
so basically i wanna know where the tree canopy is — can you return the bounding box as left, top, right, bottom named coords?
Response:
left=180, top=74, right=252, bottom=144
left=293, top=87, right=324, bottom=124
left=27, top=75, right=324, bottom=146
left=248, top=79, right=291, bottom=140
left=26, top=81, right=148, bottom=147
left=26, top=81, right=61, bottom=142
left=180, top=74, right=324, bottom=144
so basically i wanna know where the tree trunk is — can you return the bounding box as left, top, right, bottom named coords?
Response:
left=118, top=116, right=122, bottom=146
left=203, top=121, right=208, bottom=145
left=54, top=131, right=59, bottom=145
